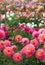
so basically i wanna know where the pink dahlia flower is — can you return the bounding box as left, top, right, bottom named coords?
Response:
left=39, top=28, right=45, bottom=34
left=19, top=23, right=25, bottom=29
left=4, top=40, right=11, bottom=47
left=21, top=44, right=35, bottom=58
left=34, top=27, right=39, bottom=31
left=38, top=34, right=45, bottom=44
left=32, top=31, right=39, bottom=38
left=3, top=47, right=14, bottom=58
left=0, top=40, right=4, bottom=50
left=0, top=29, right=5, bottom=39
left=28, top=28, right=33, bottom=34
left=36, top=49, right=45, bottom=60
left=21, top=38, right=29, bottom=45
left=5, top=32, right=9, bottom=37
left=13, top=53, right=22, bottom=62
left=23, top=27, right=30, bottom=32
left=15, top=35, right=22, bottom=42
left=30, top=39, right=38, bottom=48
left=1, top=26, right=9, bottom=31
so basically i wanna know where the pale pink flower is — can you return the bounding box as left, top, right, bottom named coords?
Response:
left=38, top=34, right=45, bottom=44
left=39, top=28, right=45, bottom=34
left=21, top=38, right=29, bottom=45
left=11, top=45, right=18, bottom=50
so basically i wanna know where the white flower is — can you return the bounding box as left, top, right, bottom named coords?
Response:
left=39, top=23, right=43, bottom=27
left=10, top=13, right=14, bottom=17
left=6, top=12, right=9, bottom=15
left=10, top=11, right=13, bottom=13
left=31, top=25, right=34, bottom=28
left=31, top=23, right=35, bottom=28
left=8, top=17, right=12, bottom=21
left=10, top=11, right=14, bottom=16
left=6, top=14, right=10, bottom=18
left=31, top=23, right=37, bottom=28
left=43, top=13, right=45, bottom=17
left=26, top=23, right=31, bottom=27
left=2, top=15, right=5, bottom=19
left=41, top=20, right=44, bottom=23
left=32, top=22, right=34, bottom=25
left=34, top=24, right=37, bottom=27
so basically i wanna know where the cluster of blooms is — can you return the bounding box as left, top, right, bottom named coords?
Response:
left=0, top=24, right=45, bottom=63
left=16, top=4, right=45, bottom=21
left=19, top=20, right=45, bottom=28
left=14, top=25, right=45, bottom=63
left=0, top=0, right=45, bottom=64
left=1, top=11, right=14, bottom=21
left=0, top=25, right=9, bottom=39
left=1, top=1, right=45, bottom=22
left=18, top=23, right=45, bottom=34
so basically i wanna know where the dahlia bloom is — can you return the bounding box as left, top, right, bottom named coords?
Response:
left=5, top=32, right=9, bottom=37
left=0, top=40, right=4, bottom=50
left=21, top=44, right=35, bottom=58
left=32, top=31, right=39, bottom=38
left=4, top=40, right=11, bottom=47
left=1, top=26, right=9, bottom=31
left=13, top=53, right=22, bottom=62
left=38, top=34, right=45, bottom=44
left=28, top=28, right=33, bottom=34
left=18, top=23, right=25, bottom=29
left=15, top=35, right=22, bottom=42
left=36, top=49, right=45, bottom=60
left=34, top=27, right=39, bottom=31
left=21, top=38, right=29, bottom=45
left=0, top=29, right=5, bottom=39
left=3, top=47, right=14, bottom=58
left=23, top=27, right=30, bottom=32
left=30, top=39, right=38, bottom=48
left=39, top=28, right=45, bottom=34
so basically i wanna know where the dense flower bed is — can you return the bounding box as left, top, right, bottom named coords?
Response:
left=0, top=23, right=45, bottom=65
left=0, top=0, right=45, bottom=65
